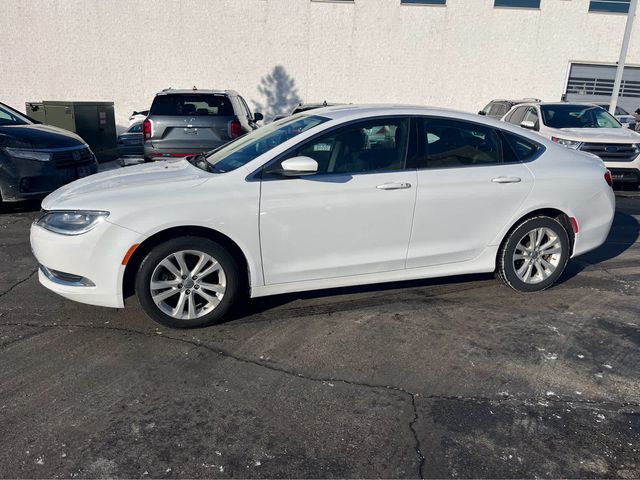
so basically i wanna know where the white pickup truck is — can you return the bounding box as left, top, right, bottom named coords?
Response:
left=502, top=102, right=640, bottom=190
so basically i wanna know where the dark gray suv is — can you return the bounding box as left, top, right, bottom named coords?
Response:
left=143, top=89, right=262, bottom=161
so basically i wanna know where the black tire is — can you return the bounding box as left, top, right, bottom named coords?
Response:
left=497, top=216, right=570, bottom=293
left=135, top=237, right=243, bottom=328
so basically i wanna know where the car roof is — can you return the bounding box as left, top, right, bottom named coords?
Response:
left=306, top=104, right=539, bottom=132
left=489, top=98, right=541, bottom=104
left=155, top=88, right=238, bottom=96
left=295, top=102, right=343, bottom=109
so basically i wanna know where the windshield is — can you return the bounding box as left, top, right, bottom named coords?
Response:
left=205, top=114, right=328, bottom=172
left=541, top=105, right=621, bottom=129
left=0, top=104, right=31, bottom=126
left=150, top=94, right=234, bottom=116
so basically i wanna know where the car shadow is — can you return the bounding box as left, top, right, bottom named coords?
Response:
left=228, top=272, right=495, bottom=323
left=559, top=210, right=639, bottom=283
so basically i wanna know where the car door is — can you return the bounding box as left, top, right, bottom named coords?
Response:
left=259, top=117, right=418, bottom=285
left=406, top=117, right=536, bottom=268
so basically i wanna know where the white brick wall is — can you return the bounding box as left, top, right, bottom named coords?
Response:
left=1, top=0, right=637, bottom=128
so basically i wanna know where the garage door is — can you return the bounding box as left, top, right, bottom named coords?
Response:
left=564, top=62, right=640, bottom=113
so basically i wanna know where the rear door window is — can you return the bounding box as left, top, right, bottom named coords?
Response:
left=416, top=118, right=534, bottom=169
left=500, top=131, right=541, bottom=162
left=489, top=103, right=508, bottom=117
left=149, top=94, right=234, bottom=116
left=507, top=106, right=527, bottom=126
left=422, top=118, right=502, bottom=168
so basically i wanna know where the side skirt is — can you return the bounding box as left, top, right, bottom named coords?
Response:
left=250, top=246, right=499, bottom=298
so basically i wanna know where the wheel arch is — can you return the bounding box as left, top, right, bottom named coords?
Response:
left=498, top=208, right=576, bottom=263
left=122, top=225, right=251, bottom=300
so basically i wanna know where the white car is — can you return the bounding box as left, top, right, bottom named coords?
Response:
left=30, top=105, right=615, bottom=328
left=502, top=102, right=640, bottom=189
left=594, top=103, right=637, bottom=130
left=128, top=110, right=149, bottom=126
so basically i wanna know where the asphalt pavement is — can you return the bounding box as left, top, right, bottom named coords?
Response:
left=0, top=191, right=638, bottom=478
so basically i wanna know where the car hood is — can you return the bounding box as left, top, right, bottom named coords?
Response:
left=553, top=127, right=640, bottom=143
left=42, top=160, right=211, bottom=209
left=0, top=124, right=86, bottom=148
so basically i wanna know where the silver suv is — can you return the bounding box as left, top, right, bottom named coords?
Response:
left=143, top=89, right=262, bottom=161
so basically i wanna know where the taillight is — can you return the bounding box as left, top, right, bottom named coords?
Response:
left=229, top=119, right=242, bottom=139
left=604, top=170, right=613, bottom=187
left=143, top=119, right=152, bottom=140
left=570, top=217, right=579, bottom=234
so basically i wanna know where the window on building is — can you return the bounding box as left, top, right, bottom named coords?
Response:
left=494, top=0, right=541, bottom=8
left=401, top=0, right=446, bottom=5
left=589, top=0, right=631, bottom=13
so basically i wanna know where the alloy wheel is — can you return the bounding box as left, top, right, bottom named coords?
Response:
left=512, top=227, right=563, bottom=284
left=149, top=250, right=227, bottom=320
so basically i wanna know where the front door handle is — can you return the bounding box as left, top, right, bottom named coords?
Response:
left=376, top=182, right=412, bottom=190
left=492, top=176, right=521, bottom=184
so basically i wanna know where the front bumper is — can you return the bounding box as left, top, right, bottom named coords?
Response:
left=30, top=220, right=141, bottom=308
left=0, top=148, right=98, bottom=202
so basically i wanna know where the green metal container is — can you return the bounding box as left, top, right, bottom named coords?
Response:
left=25, top=101, right=117, bottom=162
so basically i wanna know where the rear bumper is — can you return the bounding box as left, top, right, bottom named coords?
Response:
left=0, top=151, right=98, bottom=202
left=572, top=188, right=616, bottom=257
left=117, top=144, right=144, bottom=157
left=143, top=143, right=227, bottom=160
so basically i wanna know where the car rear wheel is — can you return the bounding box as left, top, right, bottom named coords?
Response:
left=497, top=216, right=570, bottom=293
left=135, top=237, right=242, bottom=328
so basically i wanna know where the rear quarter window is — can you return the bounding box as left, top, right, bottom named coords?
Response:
left=501, top=131, right=541, bottom=162
left=149, top=94, right=234, bottom=116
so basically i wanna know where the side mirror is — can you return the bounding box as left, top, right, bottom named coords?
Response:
left=520, top=120, right=536, bottom=130
left=253, top=112, right=264, bottom=122
left=280, top=156, right=318, bottom=176
left=478, top=111, right=486, bottom=116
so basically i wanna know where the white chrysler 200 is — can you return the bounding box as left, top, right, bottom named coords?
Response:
left=31, top=106, right=615, bottom=328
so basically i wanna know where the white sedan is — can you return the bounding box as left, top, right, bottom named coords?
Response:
left=31, top=105, right=615, bottom=328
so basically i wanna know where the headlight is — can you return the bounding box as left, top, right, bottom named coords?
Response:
left=4, top=147, right=52, bottom=162
left=551, top=137, right=583, bottom=150
left=36, top=210, right=109, bottom=235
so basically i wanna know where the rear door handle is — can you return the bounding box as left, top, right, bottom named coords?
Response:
left=492, top=176, right=521, bottom=184
left=377, top=182, right=412, bottom=190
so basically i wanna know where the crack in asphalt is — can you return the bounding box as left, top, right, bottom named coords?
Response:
left=0, top=320, right=429, bottom=479
left=409, top=393, right=426, bottom=478
left=0, top=269, right=38, bottom=299
left=3, top=320, right=640, bottom=478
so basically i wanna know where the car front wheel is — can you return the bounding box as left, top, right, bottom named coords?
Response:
left=497, top=216, right=570, bottom=293
left=135, top=237, right=242, bottom=328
